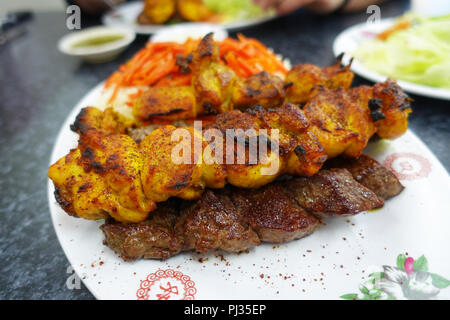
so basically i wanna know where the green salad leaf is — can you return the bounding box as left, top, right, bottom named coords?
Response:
left=353, top=13, right=450, bottom=89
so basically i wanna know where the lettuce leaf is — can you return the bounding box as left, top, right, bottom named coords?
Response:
left=353, top=14, right=450, bottom=89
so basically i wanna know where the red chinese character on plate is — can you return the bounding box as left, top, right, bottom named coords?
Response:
left=137, top=269, right=196, bottom=300
left=156, top=281, right=179, bottom=300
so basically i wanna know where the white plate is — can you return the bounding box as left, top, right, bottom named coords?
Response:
left=102, top=1, right=276, bottom=35
left=333, top=19, right=450, bottom=100
left=48, top=83, right=450, bottom=300
left=149, top=23, right=228, bottom=43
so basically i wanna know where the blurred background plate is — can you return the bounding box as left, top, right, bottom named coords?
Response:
left=333, top=19, right=450, bottom=100
left=102, top=1, right=276, bottom=34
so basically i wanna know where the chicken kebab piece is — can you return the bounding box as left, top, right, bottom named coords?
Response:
left=302, top=79, right=411, bottom=158
left=134, top=76, right=411, bottom=159
left=132, top=33, right=236, bottom=122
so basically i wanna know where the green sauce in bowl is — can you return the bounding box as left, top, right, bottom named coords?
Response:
left=70, top=34, right=125, bottom=48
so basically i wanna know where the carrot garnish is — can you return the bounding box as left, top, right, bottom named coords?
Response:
left=377, top=20, right=412, bottom=41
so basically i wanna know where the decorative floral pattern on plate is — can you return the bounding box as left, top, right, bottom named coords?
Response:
left=383, top=153, right=431, bottom=181
left=341, top=254, right=450, bottom=300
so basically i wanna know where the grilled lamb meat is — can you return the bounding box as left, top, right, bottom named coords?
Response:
left=326, top=155, right=404, bottom=199
left=284, top=168, right=384, bottom=218
left=100, top=200, right=183, bottom=260
left=176, top=190, right=261, bottom=253
left=229, top=183, right=321, bottom=243
left=101, top=158, right=394, bottom=261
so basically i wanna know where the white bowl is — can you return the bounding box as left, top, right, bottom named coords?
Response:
left=58, top=26, right=136, bottom=63
left=150, top=23, right=228, bottom=43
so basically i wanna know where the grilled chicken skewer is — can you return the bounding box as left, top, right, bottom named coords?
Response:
left=132, top=33, right=354, bottom=123
left=49, top=102, right=325, bottom=222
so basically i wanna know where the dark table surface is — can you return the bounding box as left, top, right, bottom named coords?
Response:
left=0, top=0, right=448, bottom=299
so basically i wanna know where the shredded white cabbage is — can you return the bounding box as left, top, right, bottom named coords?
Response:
left=354, top=13, right=450, bottom=89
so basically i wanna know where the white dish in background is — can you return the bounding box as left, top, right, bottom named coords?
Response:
left=48, top=82, right=450, bottom=300
left=150, top=23, right=227, bottom=43
left=102, top=1, right=276, bottom=35
left=333, top=19, right=450, bottom=100
left=58, top=26, right=135, bottom=63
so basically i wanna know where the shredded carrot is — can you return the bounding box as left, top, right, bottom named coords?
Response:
left=377, top=20, right=412, bottom=41
left=154, top=72, right=192, bottom=87
left=105, top=35, right=288, bottom=104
